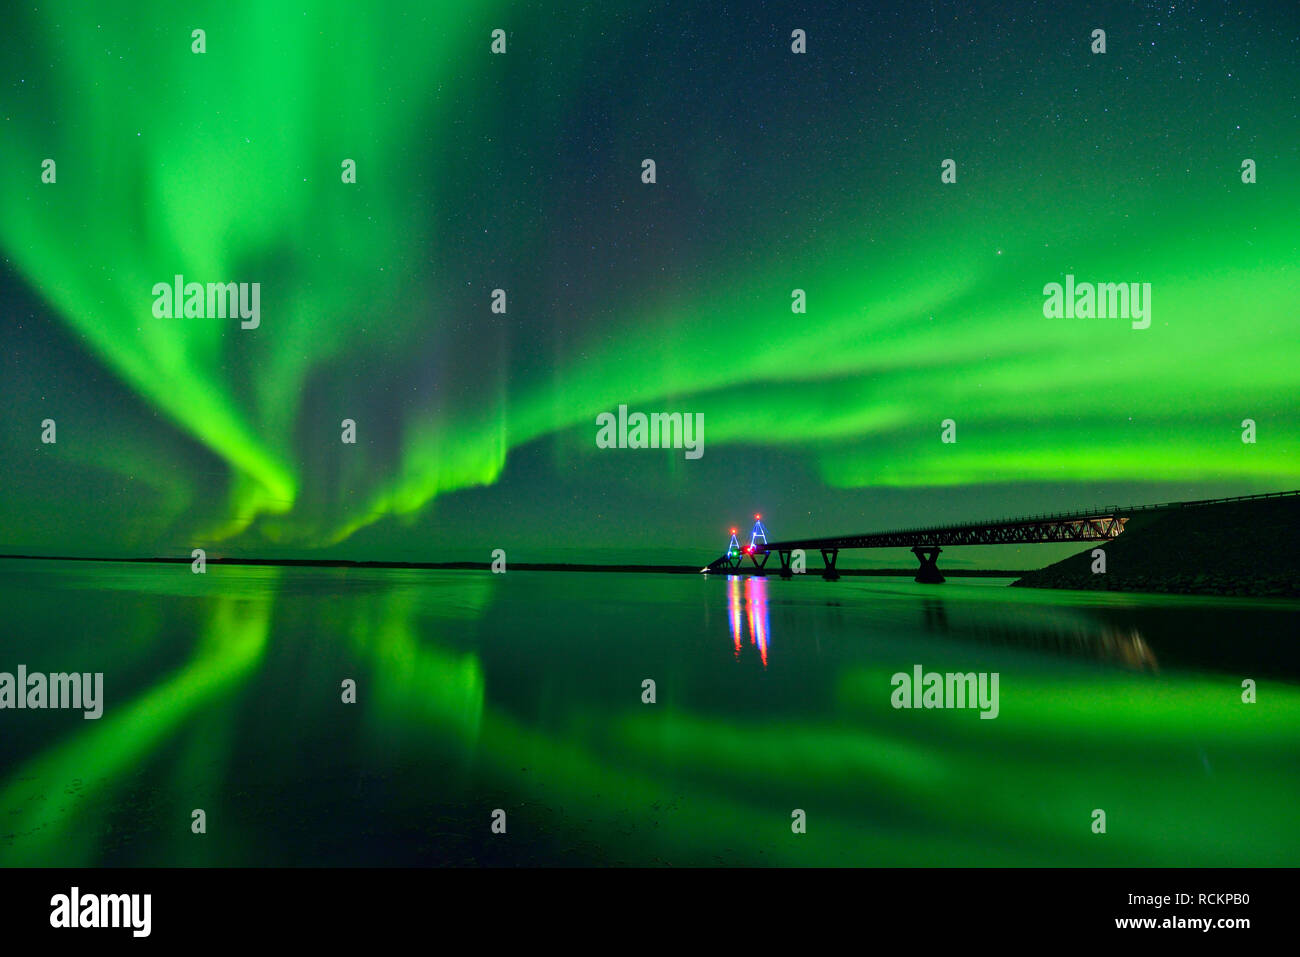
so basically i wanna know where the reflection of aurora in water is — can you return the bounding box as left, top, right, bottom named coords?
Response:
left=2, top=564, right=1297, bottom=867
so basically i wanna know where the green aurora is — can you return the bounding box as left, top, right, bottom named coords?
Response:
left=1, top=1, right=1297, bottom=562
left=2, top=2, right=1298, bottom=874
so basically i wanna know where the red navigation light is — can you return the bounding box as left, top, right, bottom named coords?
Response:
left=755, top=514, right=761, bottom=520
left=731, top=528, right=737, bottom=535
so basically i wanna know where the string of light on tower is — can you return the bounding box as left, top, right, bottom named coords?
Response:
left=724, top=516, right=770, bottom=557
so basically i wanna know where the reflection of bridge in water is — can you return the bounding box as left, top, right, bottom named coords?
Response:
left=704, top=490, right=1300, bottom=583
left=727, top=576, right=770, bottom=668
left=717, top=573, right=1159, bottom=672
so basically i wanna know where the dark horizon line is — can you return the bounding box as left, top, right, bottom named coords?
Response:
left=0, top=553, right=1034, bottom=576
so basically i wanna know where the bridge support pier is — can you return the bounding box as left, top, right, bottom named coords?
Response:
left=911, top=546, right=945, bottom=584
left=821, top=548, right=840, bottom=581
left=778, top=550, right=793, bottom=579
left=748, top=550, right=769, bottom=575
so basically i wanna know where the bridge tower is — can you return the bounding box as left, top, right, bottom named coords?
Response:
left=726, top=529, right=741, bottom=564
left=749, top=515, right=769, bottom=549
left=911, top=546, right=944, bottom=584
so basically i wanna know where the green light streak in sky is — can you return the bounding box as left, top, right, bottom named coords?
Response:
left=2, top=2, right=1295, bottom=551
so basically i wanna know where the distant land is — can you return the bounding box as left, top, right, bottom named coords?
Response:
left=1013, top=494, right=1300, bottom=598
left=0, top=554, right=1025, bottom=577
left=5, top=492, right=1296, bottom=597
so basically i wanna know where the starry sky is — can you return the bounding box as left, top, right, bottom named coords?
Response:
left=1, top=0, right=1297, bottom=566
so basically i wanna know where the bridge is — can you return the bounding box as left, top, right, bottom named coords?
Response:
left=704, top=490, right=1300, bottom=583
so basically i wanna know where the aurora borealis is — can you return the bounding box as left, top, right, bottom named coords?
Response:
left=2, top=1, right=1298, bottom=564
left=3, top=0, right=1300, bottom=901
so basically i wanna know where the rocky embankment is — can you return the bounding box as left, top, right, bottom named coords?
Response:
left=1012, top=494, right=1300, bottom=598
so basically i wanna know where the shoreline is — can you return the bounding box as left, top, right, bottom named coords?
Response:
left=0, top=553, right=1028, bottom=577
left=1012, top=494, right=1300, bottom=599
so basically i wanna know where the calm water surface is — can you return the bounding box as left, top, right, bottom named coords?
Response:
left=2, top=561, right=1297, bottom=866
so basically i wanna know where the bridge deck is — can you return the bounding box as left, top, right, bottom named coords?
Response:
left=757, top=489, right=1300, bottom=552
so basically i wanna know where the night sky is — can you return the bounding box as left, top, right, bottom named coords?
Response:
left=2, top=1, right=1297, bottom=566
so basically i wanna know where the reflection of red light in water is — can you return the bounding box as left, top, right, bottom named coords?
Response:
left=728, top=576, right=743, bottom=657
left=744, top=576, right=770, bottom=668
left=725, top=575, right=770, bottom=668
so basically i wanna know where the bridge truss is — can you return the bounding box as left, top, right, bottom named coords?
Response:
left=703, top=489, right=1300, bottom=582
